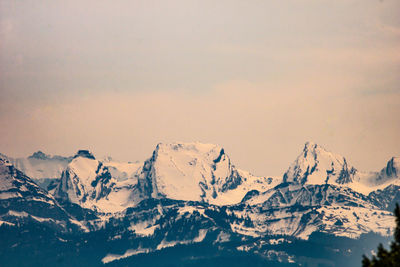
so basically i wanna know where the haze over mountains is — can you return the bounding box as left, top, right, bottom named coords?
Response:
left=1, top=142, right=399, bottom=266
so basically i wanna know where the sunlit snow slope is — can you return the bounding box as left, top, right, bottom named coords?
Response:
left=134, top=142, right=279, bottom=205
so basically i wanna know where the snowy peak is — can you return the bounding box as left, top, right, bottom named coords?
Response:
left=7, top=152, right=72, bottom=187
left=53, top=156, right=115, bottom=206
left=136, top=142, right=236, bottom=200
left=7, top=149, right=138, bottom=190
left=378, top=157, right=400, bottom=180
left=52, top=153, right=142, bottom=212
left=283, top=142, right=357, bottom=186
left=153, top=142, right=239, bottom=193
left=368, top=157, right=400, bottom=188
left=135, top=142, right=278, bottom=205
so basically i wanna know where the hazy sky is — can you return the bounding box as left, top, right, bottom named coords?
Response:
left=1, top=0, right=399, bottom=176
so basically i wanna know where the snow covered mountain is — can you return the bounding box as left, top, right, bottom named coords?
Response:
left=52, top=150, right=142, bottom=213
left=370, top=157, right=400, bottom=186
left=51, top=144, right=278, bottom=212
left=236, top=142, right=399, bottom=239
left=134, top=142, right=279, bottom=205
left=283, top=142, right=360, bottom=186
left=7, top=151, right=72, bottom=188
left=242, top=183, right=394, bottom=239
left=0, top=155, right=79, bottom=231
left=1, top=141, right=399, bottom=266
left=281, top=142, right=400, bottom=195
left=6, top=150, right=142, bottom=191
left=48, top=142, right=397, bottom=240
left=367, top=157, right=400, bottom=211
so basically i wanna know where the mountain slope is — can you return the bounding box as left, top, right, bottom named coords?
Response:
left=241, top=183, right=394, bottom=239
left=0, top=155, right=78, bottom=231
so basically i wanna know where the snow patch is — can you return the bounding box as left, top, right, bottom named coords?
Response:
left=101, top=247, right=150, bottom=264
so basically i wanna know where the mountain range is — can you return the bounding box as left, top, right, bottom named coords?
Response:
left=1, top=142, right=399, bottom=266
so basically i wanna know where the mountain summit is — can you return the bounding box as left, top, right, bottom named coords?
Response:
left=28, top=151, right=50, bottom=160
left=134, top=142, right=278, bottom=205
left=283, top=142, right=358, bottom=186
left=375, top=157, right=400, bottom=184
left=52, top=152, right=141, bottom=213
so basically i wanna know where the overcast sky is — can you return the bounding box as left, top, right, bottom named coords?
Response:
left=1, top=0, right=399, bottom=176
